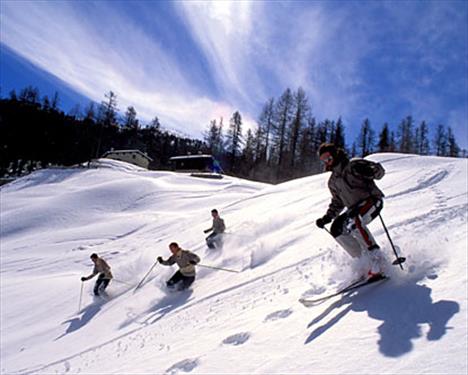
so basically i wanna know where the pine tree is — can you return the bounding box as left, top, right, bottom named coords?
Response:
left=241, top=129, right=255, bottom=175
left=96, top=91, right=118, bottom=158
left=225, top=111, right=243, bottom=172
left=98, top=91, right=118, bottom=127
left=149, top=116, right=162, bottom=132
left=51, top=92, right=60, bottom=111
left=397, top=116, right=415, bottom=153
left=289, top=87, right=309, bottom=167
left=378, top=123, right=390, bottom=152
left=333, top=117, right=346, bottom=149
left=389, top=131, right=397, bottom=152
left=447, top=126, right=460, bottom=157
left=256, top=98, right=275, bottom=164
left=204, top=119, right=224, bottom=157
left=124, top=106, right=139, bottom=130
left=357, top=118, right=375, bottom=157
left=417, top=121, right=430, bottom=155
left=272, top=88, right=293, bottom=173
left=298, top=115, right=317, bottom=173
left=433, top=124, right=447, bottom=156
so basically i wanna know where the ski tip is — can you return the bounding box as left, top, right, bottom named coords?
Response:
left=392, top=257, right=406, bottom=265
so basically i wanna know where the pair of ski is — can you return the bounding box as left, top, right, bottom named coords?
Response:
left=299, top=274, right=387, bottom=307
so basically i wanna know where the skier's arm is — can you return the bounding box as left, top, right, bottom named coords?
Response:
left=158, top=255, right=176, bottom=266
left=82, top=266, right=98, bottom=281
left=326, top=188, right=345, bottom=219
left=351, top=160, right=385, bottom=180
left=188, top=252, right=201, bottom=265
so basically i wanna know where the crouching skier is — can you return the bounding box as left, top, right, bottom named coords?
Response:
left=157, top=242, right=201, bottom=291
left=204, top=209, right=226, bottom=249
left=315, top=143, right=387, bottom=279
left=81, top=253, right=113, bottom=296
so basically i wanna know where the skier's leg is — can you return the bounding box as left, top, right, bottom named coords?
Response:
left=94, top=276, right=104, bottom=296
left=166, top=271, right=183, bottom=288
left=100, top=278, right=111, bottom=295
left=349, top=199, right=385, bottom=275
left=330, top=213, right=363, bottom=258
left=213, top=234, right=223, bottom=249
left=180, top=275, right=195, bottom=290
left=206, top=233, right=216, bottom=249
left=349, top=198, right=383, bottom=251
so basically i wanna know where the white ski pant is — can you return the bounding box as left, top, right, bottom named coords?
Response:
left=330, top=198, right=383, bottom=258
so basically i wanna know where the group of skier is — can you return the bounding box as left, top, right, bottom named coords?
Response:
left=81, top=208, right=226, bottom=295
left=81, top=142, right=388, bottom=296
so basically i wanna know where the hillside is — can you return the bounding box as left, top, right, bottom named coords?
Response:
left=1, top=155, right=467, bottom=375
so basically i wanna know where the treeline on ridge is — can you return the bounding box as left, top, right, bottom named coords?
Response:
left=0, top=86, right=464, bottom=184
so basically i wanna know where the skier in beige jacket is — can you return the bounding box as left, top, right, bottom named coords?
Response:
left=81, top=253, right=113, bottom=296
left=157, top=242, right=201, bottom=290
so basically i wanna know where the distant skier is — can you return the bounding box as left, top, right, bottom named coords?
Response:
left=204, top=209, right=226, bottom=249
left=315, top=143, right=386, bottom=278
left=81, top=253, right=113, bottom=296
left=157, top=242, right=201, bottom=291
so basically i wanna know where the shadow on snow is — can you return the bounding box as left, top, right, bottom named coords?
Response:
left=55, top=300, right=105, bottom=340
left=305, top=279, right=459, bottom=357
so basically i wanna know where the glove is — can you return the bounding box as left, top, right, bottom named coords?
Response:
left=81, top=277, right=86, bottom=282
left=157, top=256, right=163, bottom=263
left=203, top=229, right=210, bottom=234
left=189, top=260, right=197, bottom=265
left=316, top=215, right=332, bottom=228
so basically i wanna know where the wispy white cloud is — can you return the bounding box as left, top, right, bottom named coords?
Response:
left=1, top=0, right=466, bottom=147
left=175, top=1, right=369, bottom=126
left=0, top=1, right=245, bottom=135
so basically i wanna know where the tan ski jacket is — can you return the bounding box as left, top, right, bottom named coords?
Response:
left=84, top=258, right=113, bottom=280
left=160, top=249, right=201, bottom=276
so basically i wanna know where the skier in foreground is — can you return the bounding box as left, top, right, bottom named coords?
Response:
left=81, top=253, right=113, bottom=296
left=157, top=242, right=201, bottom=291
left=315, top=143, right=387, bottom=279
left=204, top=209, right=226, bottom=249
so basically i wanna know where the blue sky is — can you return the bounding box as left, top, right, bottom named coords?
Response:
left=1, top=0, right=467, bottom=148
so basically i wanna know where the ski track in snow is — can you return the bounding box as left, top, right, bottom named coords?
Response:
left=1, top=155, right=467, bottom=375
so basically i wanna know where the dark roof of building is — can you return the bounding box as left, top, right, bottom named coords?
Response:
left=169, top=154, right=213, bottom=161
left=102, top=149, right=153, bottom=161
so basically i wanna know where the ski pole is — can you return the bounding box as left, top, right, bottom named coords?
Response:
left=78, top=282, right=84, bottom=312
left=378, top=213, right=406, bottom=269
left=134, top=261, right=158, bottom=292
left=197, top=263, right=240, bottom=273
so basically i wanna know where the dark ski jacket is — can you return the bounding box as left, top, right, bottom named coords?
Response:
left=326, top=157, right=385, bottom=219
left=160, top=249, right=201, bottom=277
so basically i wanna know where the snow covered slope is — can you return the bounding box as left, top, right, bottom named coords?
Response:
left=1, top=155, right=467, bottom=374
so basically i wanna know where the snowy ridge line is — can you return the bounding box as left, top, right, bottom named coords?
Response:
left=16, top=254, right=325, bottom=375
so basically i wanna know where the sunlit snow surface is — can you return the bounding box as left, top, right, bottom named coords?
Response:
left=1, top=155, right=467, bottom=374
